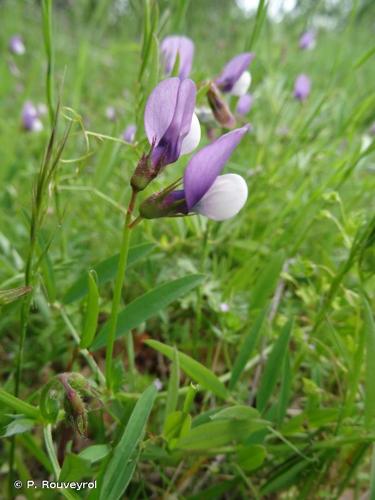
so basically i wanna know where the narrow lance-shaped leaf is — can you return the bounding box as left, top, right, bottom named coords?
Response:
left=92, top=274, right=204, bottom=350
left=99, top=383, right=157, bottom=500
left=146, top=340, right=228, bottom=400
left=80, top=271, right=100, bottom=349
left=257, top=319, right=293, bottom=413
left=165, top=346, right=180, bottom=419
left=229, top=306, right=268, bottom=390
left=364, top=297, right=375, bottom=428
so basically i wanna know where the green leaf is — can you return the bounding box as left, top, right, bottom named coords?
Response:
left=59, top=453, right=91, bottom=482
left=145, top=340, right=228, bottom=400
left=80, top=271, right=100, bottom=349
left=99, top=383, right=157, bottom=500
left=163, top=411, right=191, bottom=443
left=79, top=445, right=110, bottom=464
left=250, top=251, right=285, bottom=311
left=175, top=419, right=268, bottom=450
left=0, top=286, right=32, bottom=306
left=92, top=274, right=204, bottom=350
left=1, top=418, right=34, bottom=438
left=237, top=444, right=266, bottom=471
left=257, top=319, right=293, bottom=413
left=229, top=307, right=268, bottom=390
left=63, top=243, right=154, bottom=304
left=165, top=346, right=180, bottom=419
left=364, top=297, right=375, bottom=428
left=211, top=405, right=260, bottom=421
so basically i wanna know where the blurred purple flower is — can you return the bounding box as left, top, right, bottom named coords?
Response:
left=140, top=126, right=249, bottom=221
left=294, top=74, right=311, bottom=101
left=236, top=93, right=253, bottom=116
left=106, top=106, right=116, bottom=121
left=22, top=101, right=43, bottom=132
left=299, top=31, right=316, bottom=50
left=216, top=53, right=255, bottom=96
left=123, top=124, right=136, bottom=143
left=161, top=35, right=194, bottom=79
left=369, top=122, right=375, bottom=136
left=144, top=77, right=200, bottom=168
left=9, top=35, right=25, bottom=55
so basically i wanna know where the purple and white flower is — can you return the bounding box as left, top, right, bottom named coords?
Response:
left=294, top=74, right=311, bottom=102
left=140, top=125, right=249, bottom=221
left=106, top=106, right=116, bottom=121
left=216, top=53, right=255, bottom=96
left=9, top=35, right=25, bottom=55
left=161, top=35, right=194, bottom=80
left=144, top=77, right=200, bottom=168
left=123, top=124, right=137, bottom=143
left=236, top=93, right=253, bottom=116
left=131, top=77, right=201, bottom=191
left=22, top=101, right=43, bottom=132
left=299, top=31, right=316, bottom=50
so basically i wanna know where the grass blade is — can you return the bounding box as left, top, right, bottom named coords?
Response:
left=99, top=383, right=157, bottom=500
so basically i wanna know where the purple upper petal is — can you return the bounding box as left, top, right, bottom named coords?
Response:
left=184, top=125, right=249, bottom=210
left=145, top=78, right=196, bottom=167
left=236, top=93, right=253, bottom=116
left=216, top=53, right=255, bottom=93
left=161, top=35, right=194, bottom=79
left=299, top=31, right=315, bottom=50
left=294, top=74, right=311, bottom=101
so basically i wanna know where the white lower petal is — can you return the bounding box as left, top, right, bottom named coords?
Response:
left=231, top=71, right=251, bottom=96
left=181, top=113, right=201, bottom=155
left=194, top=173, right=248, bottom=221
left=31, top=119, right=43, bottom=132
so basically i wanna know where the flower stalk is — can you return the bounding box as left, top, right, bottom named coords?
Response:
left=105, top=189, right=137, bottom=391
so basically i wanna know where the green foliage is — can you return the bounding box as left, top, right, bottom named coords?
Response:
left=0, top=0, right=374, bottom=497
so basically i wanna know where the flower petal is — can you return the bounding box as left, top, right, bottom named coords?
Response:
left=151, top=78, right=196, bottom=166
left=180, top=112, right=201, bottom=155
left=194, top=174, right=248, bottom=221
left=216, top=52, right=254, bottom=93
left=161, top=35, right=194, bottom=79
left=184, top=125, right=249, bottom=210
left=236, top=93, right=253, bottom=115
left=230, top=70, right=252, bottom=96
left=144, top=77, right=181, bottom=144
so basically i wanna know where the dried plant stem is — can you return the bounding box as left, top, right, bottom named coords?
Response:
left=105, top=190, right=137, bottom=391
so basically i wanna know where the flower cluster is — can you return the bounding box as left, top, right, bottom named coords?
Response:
left=130, top=74, right=249, bottom=222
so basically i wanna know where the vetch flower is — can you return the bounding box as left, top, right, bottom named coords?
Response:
left=140, top=125, right=249, bottom=221
left=294, top=74, right=311, bottom=102
left=216, top=52, right=255, bottom=96
left=123, top=124, right=136, bottom=143
left=236, top=93, right=253, bottom=116
left=131, top=77, right=200, bottom=191
left=299, top=31, right=316, bottom=50
left=161, top=35, right=194, bottom=79
left=9, top=35, right=25, bottom=55
left=22, top=101, right=43, bottom=132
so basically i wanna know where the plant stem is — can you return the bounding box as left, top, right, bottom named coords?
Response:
left=43, top=424, right=60, bottom=479
left=41, top=0, right=54, bottom=125
left=105, top=190, right=137, bottom=391
left=192, top=221, right=210, bottom=355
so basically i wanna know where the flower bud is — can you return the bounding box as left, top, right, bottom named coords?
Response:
left=130, top=149, right=157, bottom=192
left=207, top=82, right=236, bottom=129
left=139, top=189, right=188, bottom=219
